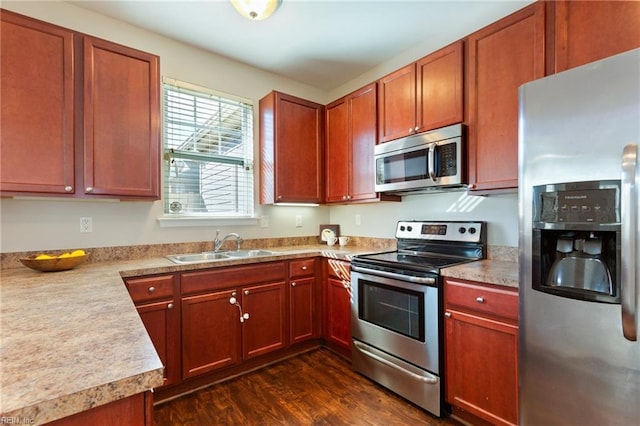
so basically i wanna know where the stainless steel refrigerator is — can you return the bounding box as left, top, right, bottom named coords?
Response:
left=518, top=48, right=639, bottom=425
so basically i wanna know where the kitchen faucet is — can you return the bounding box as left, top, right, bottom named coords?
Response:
left=213, top=230, right=243, bottom=252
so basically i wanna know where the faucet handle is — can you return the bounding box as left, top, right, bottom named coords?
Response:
left=236, top=237, right=243, bottom=251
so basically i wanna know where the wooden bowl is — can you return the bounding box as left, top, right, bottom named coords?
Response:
left=20, top=253, right=89, bottom=272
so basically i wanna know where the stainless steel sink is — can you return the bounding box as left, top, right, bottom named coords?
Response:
left=166, top=252, right=230, bottom=264
left=223, top=250, right=276, bottom=258
left=166, top=249, right=277, bottom=264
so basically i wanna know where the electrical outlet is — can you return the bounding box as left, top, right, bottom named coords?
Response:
left=355, top=214, right=362, bottom=226
left=80, top=217, right=93, bottom=233
left=295, top=215, right=303, bottom=228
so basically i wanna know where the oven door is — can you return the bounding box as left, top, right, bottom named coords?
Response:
left=350, top=267, right=440, bottom=374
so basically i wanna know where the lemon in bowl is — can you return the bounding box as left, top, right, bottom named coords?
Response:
left=20, top=250, right=89, bottom=272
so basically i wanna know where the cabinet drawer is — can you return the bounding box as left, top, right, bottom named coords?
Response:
left=289, top=258, right=316, bottom=278
left=126, top=275, right=175, bottom=304
left=182, top=262, right=286, bottom=295
left=445, top=278, right=518, bottom=321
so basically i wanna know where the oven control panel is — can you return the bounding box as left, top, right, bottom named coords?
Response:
left=396, top=221, right=484, bottom=243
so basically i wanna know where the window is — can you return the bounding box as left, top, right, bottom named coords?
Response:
left=163, top=78, right=254, bottom=217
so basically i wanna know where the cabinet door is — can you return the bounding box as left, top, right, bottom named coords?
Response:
left=378, top=64, right=416, bottom=143
left=325, top=275, right=352, bottom=354
left=0, top=11, right=75, bottom=195
left=260, top=92, right=324, bottom=204
left=83, top=36, right=160, bottom=199
left=349, top=83, right=378, bottom=201
left=181, top=289, right=241, bottom=379
left=467, top=2, right=545, bottom=191
left=242, top=281, right=288, bottom=359
left=290, top=276, right=317, bottom=344
left=416, top=41, right=464, bottom=132
left=552, top=1, right=640, bottom=73
left=325, top=97, right=350, bottom=202
left=445, top=310, right=518, bottom=426
left=136, top=300, right=179, bottom=387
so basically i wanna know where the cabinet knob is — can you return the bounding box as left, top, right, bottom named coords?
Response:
left=277, top=195, right=283, bottom=200
left=292, top=282, right=297, bottom=287
left=301, top=266, right=308, bottom=270
left=414, top=126, right=420, bottom=132
left=468, top=183, right=477, bottom=190
left=167, top=303, right=173, bottom=309
left=408, top=127, right=414, bottom=133
left=85, top=187, right=94, bottom=193
left=64, top=186, right=73, bottom=192
left=244, top=290, right=249, bottom=295
left=148, top=286, right=155, bottom=294
left=444, top=312, right=452, bottom=318
left=476, top=296, right=485, bottom=303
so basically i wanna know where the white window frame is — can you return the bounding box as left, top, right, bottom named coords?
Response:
left=158, top=78, right=257, bottom=228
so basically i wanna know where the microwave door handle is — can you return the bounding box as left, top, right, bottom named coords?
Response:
left=621, top=143, right=638, bottom=341
left=428, top=143, right=437, bottom=182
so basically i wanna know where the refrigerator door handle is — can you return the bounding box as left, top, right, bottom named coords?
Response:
left=621, top=143, right=638, bottom=341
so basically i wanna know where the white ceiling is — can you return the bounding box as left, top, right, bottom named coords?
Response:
left=69, top=0, right=533, bottom=91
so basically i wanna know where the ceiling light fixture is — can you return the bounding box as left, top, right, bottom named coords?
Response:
left=230, top=0, right=283, bottom=21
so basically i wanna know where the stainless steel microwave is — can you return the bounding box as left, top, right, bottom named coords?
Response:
left=374, top=123, right=465, bottom=194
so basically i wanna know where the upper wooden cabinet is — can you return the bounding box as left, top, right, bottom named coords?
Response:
left=0, top=10, right=160, bottom=199
left=82, top=36, right=160, bottom=198
left=466, top=2, right=546, bottom=192
left=325, top=83, right=398, bottom=204
left=550, top=0, right=640, bottom=74
left=259, top=91, right=324, bottom=204
left=0, top=11, right=76, bottom=195
left=378, top=41, right=464, bottom=143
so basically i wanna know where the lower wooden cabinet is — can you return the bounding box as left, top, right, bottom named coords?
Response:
left=324, top=259, right=352, bottom=357
left=444, top=277, right=519, bottom=426
left=181, top=288, right=242, bottom=379
left=242, top=281, right=288, bottom=359
left=290, top=258, right=320, bottom=343
left=124, top=274, right=180, bottom=388
left=46, top=391, right=153, bottom=426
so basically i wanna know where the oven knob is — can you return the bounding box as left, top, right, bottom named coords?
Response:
left=407, top=226, right=413, bottom=232
left=400, top=225, right=405, bottom=231
left=469, top=227, right=477, bottom=235
left=458, top=227, right=466, bottom=234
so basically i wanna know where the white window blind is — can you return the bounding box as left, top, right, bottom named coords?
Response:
left=163, top=79, right=254, bottom=217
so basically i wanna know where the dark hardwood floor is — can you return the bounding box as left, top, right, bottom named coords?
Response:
left=154, top=348, right=461, bottom=425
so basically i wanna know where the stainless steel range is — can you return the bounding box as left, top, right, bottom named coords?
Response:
left=350, top=220, right=486, bottom=417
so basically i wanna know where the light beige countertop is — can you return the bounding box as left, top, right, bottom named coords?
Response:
left=0, top=245, right=369, bottom=425
left=441, top=259, right=519, bottom=288
left=0, top=242, right=516, bottom=424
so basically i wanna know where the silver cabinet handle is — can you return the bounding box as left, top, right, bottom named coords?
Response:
left=301, top=265, right=308, bottom=270
left=167, top=303, right=173, bottom=310
left=291, top=282, right=296, bottom=287
left=244, top=290, right=249, bottom=295
left=64, top=186, right=73, bottom=192
left=444, top=312, right=451, bottom=318
left=85, top=187, right=94, bottom=193
left=476, top=296, right=484, bottom=303
left=621, top=143, right=638, bottom=341
left=148, top=286, right=155, bottom=294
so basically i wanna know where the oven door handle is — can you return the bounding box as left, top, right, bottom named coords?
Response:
left=351, top=265, right=436, bottom=285
left=353, top=341, right=438, bottom=384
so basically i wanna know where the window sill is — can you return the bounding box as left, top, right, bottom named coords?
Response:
left=157, top=216, right=259, bottom=228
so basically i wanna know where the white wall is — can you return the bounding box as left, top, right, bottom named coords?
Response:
left=0, top=1, right=519, bottom=253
